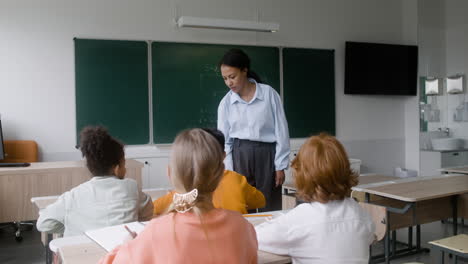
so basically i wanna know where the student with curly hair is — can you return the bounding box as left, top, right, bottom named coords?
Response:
left=255, top=133, right=374, bottom=263
left=36, top=126, right=153, bottom=237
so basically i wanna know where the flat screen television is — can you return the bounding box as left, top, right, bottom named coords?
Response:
left=0, top=119, right=4, bottom=160
left=345, top=41, right=418, bottom=95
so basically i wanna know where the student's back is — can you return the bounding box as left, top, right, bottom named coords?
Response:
left=36, top=126, right=153, bottom=236
left=256, top=198, right=373, bottom=263
left=255, top=133, right=374, bottom=264
left=38, top=176, right=151, bottom=237
left=102, top=209, right=257, bottom=263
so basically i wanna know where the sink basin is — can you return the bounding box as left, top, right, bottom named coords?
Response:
left=431, top=138, right=464, bottom=151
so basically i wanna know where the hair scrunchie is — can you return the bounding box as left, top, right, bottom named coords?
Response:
left=173, top=189, right=198, bottom=213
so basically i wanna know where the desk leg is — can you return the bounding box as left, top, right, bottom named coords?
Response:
left=392, top=231, right=397, bottom=256
left=452, top=196, right=458, bottom=236
left=45, top=233, right=52, bottom=264
left=408, top=226, right=413, bottom=250
left=416, top=225, right=421, bottom=251
left=385, top=211, right=390, bottom=264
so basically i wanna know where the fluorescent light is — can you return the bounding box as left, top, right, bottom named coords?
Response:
left=176, top=16, right=279, bottom=33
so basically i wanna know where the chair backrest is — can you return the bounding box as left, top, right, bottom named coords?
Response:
left=359, top=202, right=387, bottom=242
left=1, top=140, right=38, bottom=163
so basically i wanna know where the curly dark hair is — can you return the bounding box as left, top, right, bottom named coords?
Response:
left=79, top=126, right=124, bottom=176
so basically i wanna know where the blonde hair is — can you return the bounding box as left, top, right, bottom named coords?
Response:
left=292, top=133, right=358, bottom=203
left=166, top=129, right=225, bottom=259
left=167, top=128, right=225, bottom=212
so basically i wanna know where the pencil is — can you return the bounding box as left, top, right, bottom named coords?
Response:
left=124, top=225, right=137, bottom=238
left=243, top=214, right=273, bottom=218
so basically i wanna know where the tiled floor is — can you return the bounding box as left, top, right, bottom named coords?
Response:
left=0, top=220, right=466, bottom=264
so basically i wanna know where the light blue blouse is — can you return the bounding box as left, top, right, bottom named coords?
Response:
left=217, top=79, right=290, bottom=171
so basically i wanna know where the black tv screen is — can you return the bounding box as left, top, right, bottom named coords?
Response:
left=345, top=41, right=418, bottom=95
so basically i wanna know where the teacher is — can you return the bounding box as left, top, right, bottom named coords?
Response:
left=217, top=49, right=290, bottom=211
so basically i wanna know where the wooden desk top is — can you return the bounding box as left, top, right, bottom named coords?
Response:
left=58, top=240, right=291, bottom=264
left=357, top=175, right=398, bottom=185
left=32, top=188, right=170, bottom=211
left=0, top=159, right=143, bottom=175
left=429, top=234, right=468, bottom=254
left=354, top=174, right=468, bottom=202
left=284, top=175, right=399, bottom=193
left=440, top=166, right=468, bottom=174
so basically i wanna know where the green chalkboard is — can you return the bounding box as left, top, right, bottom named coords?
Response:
left=75, top=39, right=149, bottom=144
left=283, top=48, right=335, bottom=137
left=152, top=42, right=280, bottom=143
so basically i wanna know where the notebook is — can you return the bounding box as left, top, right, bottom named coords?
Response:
left=85, top=221, right=146, bottom=252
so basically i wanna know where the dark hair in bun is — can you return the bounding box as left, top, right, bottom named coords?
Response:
left=79, top=126, right=124, bottom=176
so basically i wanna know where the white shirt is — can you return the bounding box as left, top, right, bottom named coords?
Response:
left=36, top=176, right=153, bottom=237
left=217, top=79, right=290, bottom=171
left=255, top=198, right=374, bottom=264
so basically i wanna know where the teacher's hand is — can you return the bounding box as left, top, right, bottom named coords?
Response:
left=275, top=170, right=285, bottom=187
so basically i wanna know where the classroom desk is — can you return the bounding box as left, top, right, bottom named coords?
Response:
left=354, top=174, right=468, bottom=264
left=281, top=175, right=400, bottom=210
left=57, top=240, right=291, bottom=264
left=31, top=187, right=170, bottom=264
left=440, top=165, right=468, bottom=174
left=56, top=211, right=292, bottom=264
left=0, top=160, right=143, bottom=223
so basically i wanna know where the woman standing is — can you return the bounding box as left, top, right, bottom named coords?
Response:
left=217, top=49, right=290, bottom=211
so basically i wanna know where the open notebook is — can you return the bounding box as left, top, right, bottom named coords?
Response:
left=85, top=222, right=146, bottom=252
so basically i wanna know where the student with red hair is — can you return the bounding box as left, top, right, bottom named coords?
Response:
left=255, top=133, right=374, bottom=263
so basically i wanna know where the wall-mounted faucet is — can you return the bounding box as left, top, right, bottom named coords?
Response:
left=438, top=127, right=450, bottom=136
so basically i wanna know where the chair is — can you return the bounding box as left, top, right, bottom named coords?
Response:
left=429, top=234, right=468, bottom=264
left=359, top=202, right=387, bottom=263
left=0, top=140, right=39, bottom=242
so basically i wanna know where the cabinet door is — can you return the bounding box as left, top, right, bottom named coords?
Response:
left=134, top=158, right=151, bottom=189
left=135, top=158, right=171, bottom=189
left=441, top=152, right=468, bottom=168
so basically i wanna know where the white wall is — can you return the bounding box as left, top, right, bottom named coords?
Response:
left=0, top=0, right=418, bottom=183
left=445, top=0, right=468, bottom=143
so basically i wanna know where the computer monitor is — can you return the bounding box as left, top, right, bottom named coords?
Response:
left=0, top=119, right=5, bottom=160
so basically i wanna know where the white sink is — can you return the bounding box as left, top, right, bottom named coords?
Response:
left=431, top=138, right=464, bottom=151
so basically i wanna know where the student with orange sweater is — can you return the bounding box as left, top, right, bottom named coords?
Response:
left=153, top=128, right=265, bottom=215
left=99, top=128, right=258, bottom=264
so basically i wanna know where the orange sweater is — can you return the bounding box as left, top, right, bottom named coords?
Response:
left=99, top=209, right=258, bottom=264
left=153, top=170, right=265, bottom=215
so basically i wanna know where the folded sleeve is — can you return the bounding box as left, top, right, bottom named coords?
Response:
left=271, top=90, right=290, bottom=171
left=138, top=191, right=154, bottom=221
left=217, top=97, right=234, bottom=171
left=241, top=175, right=266, bottom=210
left=255, top=213, right=291, bottom=255
left=36, top=194, right=67, bottom=234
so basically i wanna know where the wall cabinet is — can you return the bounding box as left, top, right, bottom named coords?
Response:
left=420, top=150, right=468, bottom=176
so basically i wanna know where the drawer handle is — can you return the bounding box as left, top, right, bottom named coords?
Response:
left=453, top=153, right=459, bottom=156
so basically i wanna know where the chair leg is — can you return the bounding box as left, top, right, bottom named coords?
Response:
left=441, top=250, right=445, bottom=264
